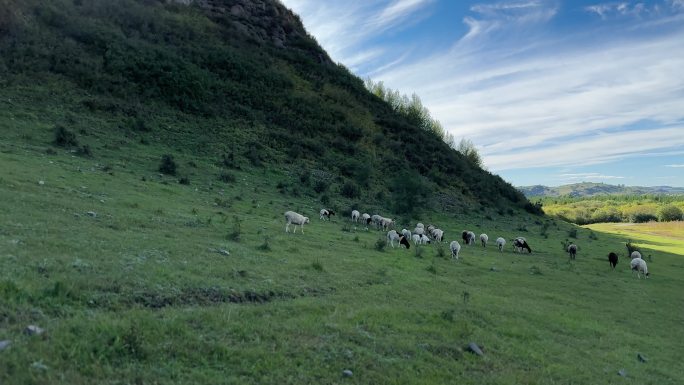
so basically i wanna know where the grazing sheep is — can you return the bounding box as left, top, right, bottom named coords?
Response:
left=462, top=231, right=476, bottom=245
left=387, top=230, right=410, bottom=249
left=285, top=211, right=310, bottom=233
left=513, top=237, right=532, bottom=253
left=630, top=257, right=649, bottom=279
left=371, top=214, right=383, bottom=229
left=431, top=229, right=444, bottom=242
left=380, top=217, right=395, bottom=231
left=480, top=234, right=489, bottom=248
left=608, top=252, right=619, bottom=269
left=427, top=224, right=436, bottom=234
left=630, top=251, right=642, bottom=260
left=496, top=237, right=506, bottom=253
left=361, top=213, right=372, bottom=225
left=401, top=228, right=411, bottom=240
left=319, top=209, right=335, bottom=221
left=411, top=234, right=421, bottom=245
left=450, top=241, right=461, bottom=260
left=416, top=223, right=425, bottom=229
left=351, top=210, right=360, bottom=222
left=413, top=226, right=425, bottom=236
left=567, top=244, right=577, bottom=260
left=419, top=234, right=431, bottom=245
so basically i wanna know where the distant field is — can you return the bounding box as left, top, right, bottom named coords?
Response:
left=584, top=221, right=684, bottom=256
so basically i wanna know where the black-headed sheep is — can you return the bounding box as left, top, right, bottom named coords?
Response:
left=513, top=237, right=532, bottom=253
left=285, top=211, right=310, bottom=233
left=567, top=244, right=577, bottom=260
left=462, top=231, right=476, bottom=245
left=387, top=230, right=410, bottom=249
left=319, top=209, right=335, bottom=221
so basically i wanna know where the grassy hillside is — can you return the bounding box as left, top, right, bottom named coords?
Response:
left=584, top=222, right=684, bottom=255
left=1, top=129, right=683, bottom=384
left=0, top=0, right=530, bottom=216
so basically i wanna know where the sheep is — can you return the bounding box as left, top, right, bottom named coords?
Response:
left=387, top=230, right=409, bottom=248
left=431, top=229, right=444, bottom=242
left=462, top=231, right=475, bottom=245
left=381, top=217, right=395, bottom=231
left=284, top=211, right=310, bottom=233
left=512, top=237, right=532, bottom=253
left=567, top=244, right=577, bottom=260
left=630, top=251, right=642, bottom=260
left=413, top=226, right=425, bottom=236
left=480, top=233, right=489, bottom=248
left=371, top=214, right=383, bottom=229
left=450, top=241, right=461, bottom=260
left=608, top=252, right=619, bottom=269
left=351, top=210, right=360, bottom=223
left=361, top=213, right=371, bottom=225
left=630, top=257, right=649, bottom=279
left=411, top=234, right=421, bottom=245
left=416, top=223, right=424, bottom=229
left=401, top=228, right=411, bottom=240
left=496, top=237, right=506, bottom=253
left=319, top=208, right=335, bottom=221
left=419, top=234, right=431, bottom=245
left=427, top=224, right=436, bottom=234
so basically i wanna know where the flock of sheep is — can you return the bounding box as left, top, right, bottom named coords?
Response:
left=283, top=209, right=650, bottom=279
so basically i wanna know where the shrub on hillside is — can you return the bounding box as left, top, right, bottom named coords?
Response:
left=159, top=154, right=177, bottom=175
left=53, top=125, right=78, bottom=148
left=657, top=204, right=683, bottom=222
left=631, top=213, right=658, bottom=223
left=341, top=181, right=360, bottom=199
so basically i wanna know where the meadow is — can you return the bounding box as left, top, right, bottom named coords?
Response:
left=1, top=127, right=683, bottom=384
left=584, top=221, right=684, bottom=256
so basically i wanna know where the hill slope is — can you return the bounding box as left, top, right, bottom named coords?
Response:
left=519, top=182, right=684, bottom=198
left=0, top=0, right=532, bottom=216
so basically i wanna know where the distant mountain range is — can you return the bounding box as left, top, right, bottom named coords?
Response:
left=518, top=182, right=684, bottom=198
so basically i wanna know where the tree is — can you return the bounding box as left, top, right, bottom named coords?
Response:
left=456, top=138, right=483, bottom=168
left=657, top=204, right=683, bottom=222
left=390, top=170, right=430, bottom=216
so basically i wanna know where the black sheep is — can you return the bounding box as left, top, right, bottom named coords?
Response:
left=608, top=252, right=619, bottom=269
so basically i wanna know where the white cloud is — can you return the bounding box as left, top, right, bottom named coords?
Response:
left=665, top=164, right=684, bottom=167
left=558, top=173, right=626, bottom=181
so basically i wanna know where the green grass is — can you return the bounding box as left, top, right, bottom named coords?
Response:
left=1, top=133, right=683, bottom=384
left=584, top=222, right=684, bottom=256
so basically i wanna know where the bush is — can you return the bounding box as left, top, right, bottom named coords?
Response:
left=178, top=177, right=190, bottom=185
left=567, top=228, right=577, bottom=238
left=313, top=180, right=328, bottom=194
left=374, top=237, right=387, bottom=252
left=631, top=213, right=658, bottom=223
left=657, top=204, right=683, bottom=222
left=53, top=125, right=78, bottom=147
left=159, top=154, right=177, bottom=175
left=77, top=144, right=92, bottom=157
left=219, top=172, right=236, bottom=183
left=341, top=181, right=360, bottom=199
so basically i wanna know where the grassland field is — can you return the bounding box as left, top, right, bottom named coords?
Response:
left=1, top=122, right=683, bottom=384
left=584, top=222, right=684, bottom=257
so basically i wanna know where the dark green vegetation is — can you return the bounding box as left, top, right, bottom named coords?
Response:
left=519, top=182, right=684, bottom=198
left=541, top=195, right=684, bottom=225
left=0, top=0, right=529, bottom=218
left=1, top=1, right=683, bottom=384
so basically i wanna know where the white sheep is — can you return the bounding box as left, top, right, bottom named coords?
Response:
left=411, top=234, right=421, bottom=245
left=361, top=213, right=371, bottom=225
left=496, top=237, right=506, bottom=253
left=630, top=251, right=642, bottom=260
left=401, top=228, right=411, bottom=240
left=284, top=211, right=309, bottom=233
left=419, top=234, right=431, bottom=245
left=450, top=241, right=461, bottom=260
left=431, top=229, right=444, bottom=242
left=387, top=230, right=410, bottom=248
left=413, top=226, right=425, bottom=236
left=427, top=224, right=436, bottom=234
left=351, top=210, right=360, bottom=222
left=630, top=257, right=649, bottom=279
left=480, top=233, right=489, bottom=248
left=567, top=244, right=577, bottom=260
left=380, top=217, right=394, bottom=231
left=319, top=208, right=335, bottom=221
left=416, top=223, right=424, bottom=229
left=462, top=231, right=476, bottom=245
left=371, top=214, right=383, bottom=229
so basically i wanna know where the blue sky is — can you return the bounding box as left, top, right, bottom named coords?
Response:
left=280, top=0, right=684, bottom=187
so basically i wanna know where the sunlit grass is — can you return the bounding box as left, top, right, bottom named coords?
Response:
left=585, top=221, right=684, bottom=256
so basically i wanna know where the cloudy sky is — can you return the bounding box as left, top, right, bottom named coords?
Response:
left=280, top=0, right=684, bottom=187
